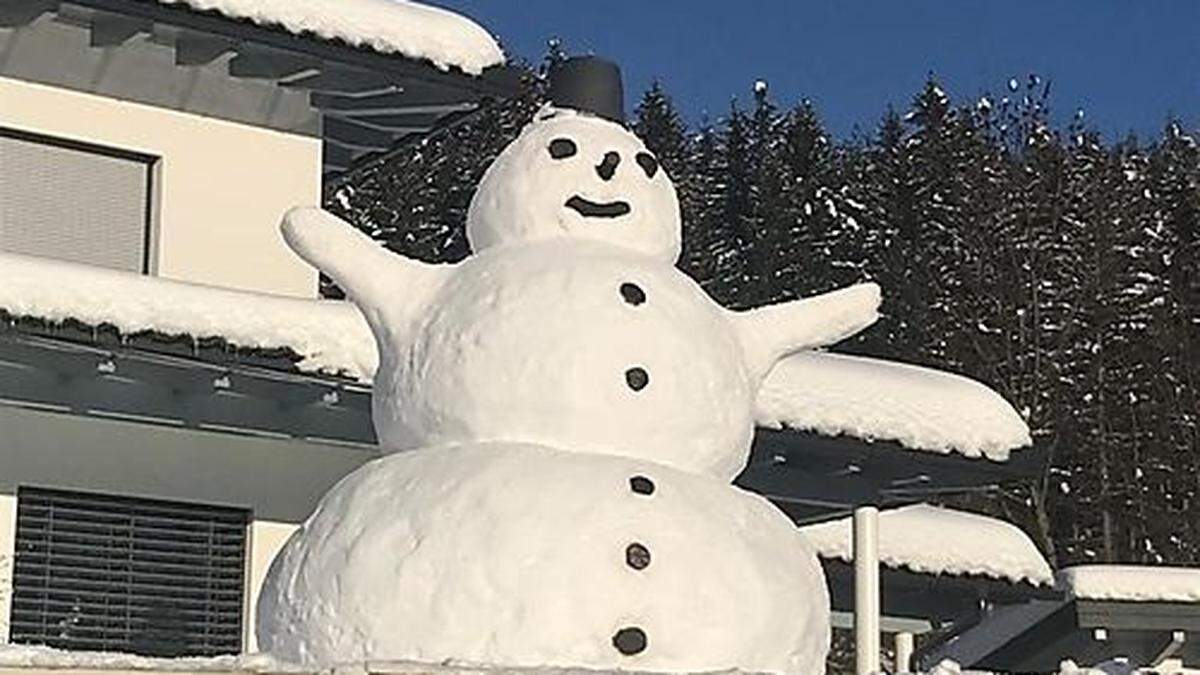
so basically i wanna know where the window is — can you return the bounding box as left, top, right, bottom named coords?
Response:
left=0, top=128, right=156, bottom=273
left=8, top=487, right=249, bottom=657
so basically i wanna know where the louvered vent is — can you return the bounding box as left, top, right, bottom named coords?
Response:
left=9, top=486, right=249, bottom=657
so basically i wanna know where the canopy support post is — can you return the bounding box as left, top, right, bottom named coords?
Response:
left=854, top=505, right=880, bottom=675
left=894, top=631, right=914, bottom=673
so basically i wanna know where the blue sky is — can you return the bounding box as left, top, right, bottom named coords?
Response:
left=432, top=1, right=1200, bottom=142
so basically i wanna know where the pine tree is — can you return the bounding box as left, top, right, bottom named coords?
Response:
left=633, top=81, right=689, bottom=180
left=902, top=77, right=979, bottom=368
left=777, top=99, right=841, bottom=297
left=843, top=106, right=911, bottom=360
left=679, top=120, right=727, bottom=294
left=713, top=99, right=755, bottom=307
left=744, top=81, right=790, bottom=306
left=1140, top=121, right=1200, bottom=562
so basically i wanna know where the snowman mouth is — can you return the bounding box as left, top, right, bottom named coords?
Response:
left=565, top=196, right=632, bottom=219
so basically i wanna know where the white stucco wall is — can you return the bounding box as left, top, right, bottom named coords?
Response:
left=0, top=493, right=15, bottom=644
left=244, top=520, right=299, bottom=652
left=0, top=76, right=322, bottom=298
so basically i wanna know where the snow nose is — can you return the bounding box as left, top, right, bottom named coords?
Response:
left=596, top=151, right=620, bottom=181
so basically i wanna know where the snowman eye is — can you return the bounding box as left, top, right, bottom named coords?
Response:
left=636, top=152, right=659, bottom=178
left=548, top=138, right=577, bottom=159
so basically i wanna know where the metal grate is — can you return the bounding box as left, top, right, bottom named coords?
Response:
left=9, top=486, right=249, bottom=657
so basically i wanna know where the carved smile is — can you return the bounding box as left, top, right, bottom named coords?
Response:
left=565, top=196, right=632, bottom=219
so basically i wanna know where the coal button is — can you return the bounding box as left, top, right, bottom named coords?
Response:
left=612, top=627, right=647, bottom=655
left=629, top=476, right=655, bottom=495
left=620, top=282, right=646, bottom=306
left=625, top=367, right=649, bottom=391
left=626, top=543, right=651, bottom=570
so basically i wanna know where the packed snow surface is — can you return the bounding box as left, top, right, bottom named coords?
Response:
left=257, top=442, right=830, bottom=674
left=0, top=644, right=291, bottom=671
left=0, top=646, right=1147, bottom=675
left=467, top=108, right=683, bottom=262
left=756, top=351, right=1032, bottom=460
left=798, top=504, right=1054, bottom=586
left=924, top=661, right=1134, bottom=675
left=1058, top=564, right=1200, bottom=602
left=0, top=251, right=375, bottom=379
left=283, top=207, right=879, bottom=479
left=156, top=0, right=504, bottom=74
left=0, top=645, right=790, bottom=674
left=0, top=645, right=789, bottom=674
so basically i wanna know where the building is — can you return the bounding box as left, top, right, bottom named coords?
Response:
left=0, top=0, right=517, bottom=297
left=0, top=0, right=519, bottom=656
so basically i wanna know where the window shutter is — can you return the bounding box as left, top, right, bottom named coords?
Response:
left=9, top=486, right=249, bottom=657
left=0, top=130, right=153, bottom=273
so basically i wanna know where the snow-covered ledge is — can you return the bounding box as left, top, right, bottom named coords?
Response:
left=156, top=0, right=505, bottom=74
left=0, top=252, right=375, bottom=381
left=799, top=503, right=1054, bottom=586
left=756, top=352, right=1032, bottom=461
left=1058, top=565, right=1200, bottom=603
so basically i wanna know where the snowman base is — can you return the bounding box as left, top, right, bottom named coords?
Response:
left=256, top=442, right=829, bottom=674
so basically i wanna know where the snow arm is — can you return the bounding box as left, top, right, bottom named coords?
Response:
left=281, top=207, right=453, bottom=339
left=730, top=283, right=882, bottom=382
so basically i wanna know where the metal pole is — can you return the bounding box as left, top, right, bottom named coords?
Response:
left=854, top=505, right=880, bottom=675
left=894, top=631, right=914, bottom=674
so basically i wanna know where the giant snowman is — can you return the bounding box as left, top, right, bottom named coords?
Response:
left=257, top=58, right=879, bottom=674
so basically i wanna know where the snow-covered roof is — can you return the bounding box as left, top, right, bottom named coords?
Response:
left=156, top=0, right=505, bottom=74
left=2, top=253, right=1031, bottom=465
left=0, top=252, right=375, bottom=380
left=1057, top=565, right=1200, bottom=603
left=756, top=351, right=1032, bottom=461
left=798, top=504, right=1054, bottom=586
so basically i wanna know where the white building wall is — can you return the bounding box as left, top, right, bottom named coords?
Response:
left=244, top=520, right=299, bottom=653
left=0, top=493, right=15, bottom=644
left=0, top=76, right=322, bottom=298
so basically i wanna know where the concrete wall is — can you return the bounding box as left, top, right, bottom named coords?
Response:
left=0, top=75, right=322, bottom=297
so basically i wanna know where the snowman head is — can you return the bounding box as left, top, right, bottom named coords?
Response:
left=467, top=107, right=682, bottom=262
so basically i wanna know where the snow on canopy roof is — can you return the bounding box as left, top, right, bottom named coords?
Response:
left=756, top=351, right=1032, bottom=461
left=798, top=504, right=1054, bottom=586
left=2, top=252, right=1033, bottom=463
left=1058, top=565, right=1200, bottom=603
left=0, top=252, right=376, bottom=380
left=156, top=0, right=505, bottom=74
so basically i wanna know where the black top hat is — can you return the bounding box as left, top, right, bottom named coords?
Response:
left=547, top=56, right=625, bottom=123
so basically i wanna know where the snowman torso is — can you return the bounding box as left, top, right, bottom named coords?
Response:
left=258, top=442, right=829, bottom=674
left=373, top=240, right=756, bottom=480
